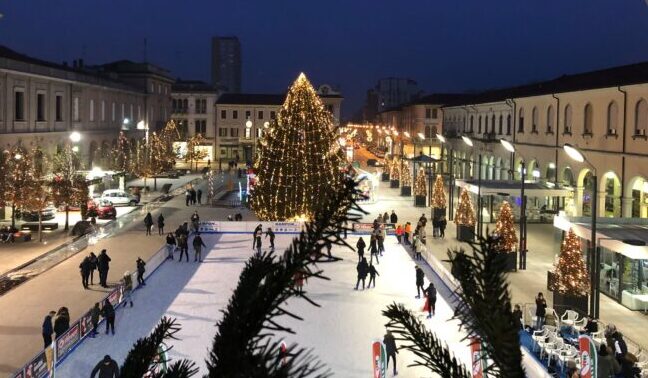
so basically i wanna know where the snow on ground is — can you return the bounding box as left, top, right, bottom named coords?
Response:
left=57, top=233, right=471, bottom=377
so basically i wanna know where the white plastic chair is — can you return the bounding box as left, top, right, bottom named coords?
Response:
left=591, top=330, right=604, bottom=345
left=539, top=333, right=558, bottom=360
left=573, top=317, right=587, bottom=333
left=561, top=310, right=580, bottom=327
left=532, top=327, right=549, bottom=352
left=557, top=345, right=579, bottom=372
left=546, top=338, right=566, bottom=366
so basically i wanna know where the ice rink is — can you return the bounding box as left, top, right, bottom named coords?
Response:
left=57, top=233, right=471, bottom=377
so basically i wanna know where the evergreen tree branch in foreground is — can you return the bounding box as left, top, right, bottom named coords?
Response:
left=382, top=303, right=470, bottom=378
left=206, top=177, right=365, bottom=378
left=447, top=236, right=525, bottom=378
left=383, top=235, right=524, bottom=378
left=121, top=316, right=198, bottom=378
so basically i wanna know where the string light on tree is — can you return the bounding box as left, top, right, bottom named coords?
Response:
left=492, top=201, right=518, bottom=252
left=390, top=158, right=400, bottom=180
left=551, top=228, right=590, bottom=296
left=401, top=162, right=412, bottom=187
left=251, top=73, right=345, bottom=221
left=414, top=167, right=427, bottom=196
left=432, top=174, right=446, bottom=209
left=454, top=188, right=476, bottom=226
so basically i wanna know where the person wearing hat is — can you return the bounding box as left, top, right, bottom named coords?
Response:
left=91, top=355, right=119, bottom=378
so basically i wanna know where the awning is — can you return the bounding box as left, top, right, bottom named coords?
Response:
left=553, top=215, right=648, bottom=260
left=456, top=179, right=572, bottom=198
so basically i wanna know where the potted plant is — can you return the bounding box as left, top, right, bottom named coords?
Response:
left=549, top=228, right=590, bottom=316
left=454, top=188, right=475, bottom=242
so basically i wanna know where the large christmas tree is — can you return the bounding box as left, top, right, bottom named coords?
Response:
left=455, top=188, right=476, bottom=226
left=552, top=228, right=590, bottom=296
left=493, top=201, right=518, bottom=252
left=252, top=73, right=345, bottom=220
left=432, top=174, right=446, bottom=209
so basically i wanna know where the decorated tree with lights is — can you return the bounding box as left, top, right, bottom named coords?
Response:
left=51, top=148, right=86, bottom=230
left=455, top=188, right=476, bottom=226
left=401, top=162, right=412, bottom=187
left=414, top=168, right=427, bottom=196
left=390, top=158, right=400, bottom=180
left=251, top=73, right=345, bottom=221
left=0, top=150, right=9, bottom=211
left=185, top=133, right=207, bottom=171
left=552, top=228, right=590, bottom=297
left=493, top=201, right=518, bottom=253
left=111, top=131, right=131, bottom=173
left=431, top=174, right=446, bottom=209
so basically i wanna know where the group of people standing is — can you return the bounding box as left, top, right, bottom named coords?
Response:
left=252, top=224, right=276, bottom=253
left=143, top=212, right=165, bottom=236
left=79, top=249, right=112, bottom=289
left=184, top=186, right=202, bottom=206
left=166, top=218, right=206, bottom=262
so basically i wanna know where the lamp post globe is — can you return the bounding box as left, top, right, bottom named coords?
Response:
left=69, top=131, right=81, bottom=143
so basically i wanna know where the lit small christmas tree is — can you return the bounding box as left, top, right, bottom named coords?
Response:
left=390, top=159, right=400, bottom=180
left=252, top=73, right=345, bottom=221
left=414, top=167, right=427, bottom=196
left=111, top=131, right=131, bottom=173
left=455, top=188, right=476, bottom=226
left=552, top=228, right=590, bottom=296
left=401, top=163, right=412, bottom=187
left=432, top=175, right=446, bottom=209
left=493, top=201, right=517, bottom=253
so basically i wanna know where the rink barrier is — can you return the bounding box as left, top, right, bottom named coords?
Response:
left=11, top=241, right=172, bottom=378
left=196, top=221, right=395, bottom=235
left=416, top=244, right=552, bottom=378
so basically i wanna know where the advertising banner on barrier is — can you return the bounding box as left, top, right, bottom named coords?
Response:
left=272, top=222, right=302, bottom=233
left=371, top=340, right=386, bottom=378
left=470, top=337, right=484, bottom=378
left=25, top=348, right=50, bottom=378
left=353, top=223, right=395, bottom=234
left=199, top=221, right=220, bottom=233
left=107, top=287, right=121, bottom=307
left=56, top=322, right=80, bottom=360
left=79, top=310, right=94, bottom=337
left=11, top=369, right=24, bottom=378
left=578, top=335, right=597, bottom=378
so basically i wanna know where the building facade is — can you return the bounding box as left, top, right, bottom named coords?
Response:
left=0, top=46, right=173, bottom=170
left=211, top=36, right=241, bottom=93
left=214, top=86, right=343, bottom=165
left=171, top=80, right=219, bottom=162
left=440, top=62, right=648, bottom=220
left=364, top=77, right=422, bottom=122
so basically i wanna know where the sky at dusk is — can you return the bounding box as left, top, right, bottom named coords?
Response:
left=1, top=0, right=648, bottom=118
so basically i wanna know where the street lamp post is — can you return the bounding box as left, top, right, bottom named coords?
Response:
left=500, top=139, right=528, bottom=270
left=462, top=136, right=482, bottom=237
left=564, top=143, right=599, bottom=319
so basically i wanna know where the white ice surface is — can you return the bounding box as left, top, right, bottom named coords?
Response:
left=57, top=234, right=471, bottom=377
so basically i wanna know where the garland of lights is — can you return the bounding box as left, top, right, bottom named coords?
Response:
left=551, top=228, right=590, bottom=296
left=251, top=73, right=345, bottom=221
left=454, top=188, right=476, bottom=226
left=431, top=174, right=446, bottom=209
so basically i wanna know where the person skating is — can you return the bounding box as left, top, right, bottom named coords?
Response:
left=193, top=232, right=206, bottom=262
left=414, top=237, right=426, bottom=261
left=178, top=233, right=189, bottom=262
left=90, top=303, right=100, bottom=337
left=144, top=212, right=154, bottom=236
left=265, top=227, right=275, bottom=251
left=404, top=222, right=412, bottom=245
left=41, top=310, right=55, bottom=348
left=88, top=252, right=98, bottom=285
left=102, top=299, right=115, bottom=335
left=197, top=189, right=203, bottom=205
left=354, top=257, right=369, bottom=290
left=97, top=249, right=111, bottom=287
left=122, top=272, right=134, bottom=307
left=80, top=255, right=92, bottom=289
left=377, top=227, right=385, bottom=256
left=157, top=214, right=165, bottom=235
left=383, top=330, right=398, bottom=376
left=390, top=210, right=398, bottom=224
left=356, top=237, right=366, bottom=262
left=395, top=224, right=403, bottom=244
left=54, top=307, right=70, bottom=339
left=369, top=234, right=379, bottom=265
left=166, top=232, right=176, bottom=260
left=425, top=282, right=437, bottom=318
left=91, top=355, right=119, bottom=378
left=252, top=224, right=262, bottom=251
left=415, top=266, right=425, bottom=298
left=191, top=211, right=200, bottom=231
left=136, top=257, right=146, bottom=285
left=367, top=263, right=379, bottom=288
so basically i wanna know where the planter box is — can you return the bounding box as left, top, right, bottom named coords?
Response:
left=500, top=251, right=517, bottom=272
left=433, top=207, right=446, bottom=219
left=401, top=186, right=412, bottom=196
left=553, top=291, right=589, bottom=317
left=415, top=195, right=427, bottom=207
left=381, top=173, right=390, bottom=182
left=390, top=179, right=400, bottom=188
left=456, top=224, right=474, bottom=242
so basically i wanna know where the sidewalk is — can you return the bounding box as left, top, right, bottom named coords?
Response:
left=360, top=173, right=648, bottom=350
left=0, top=174, right=250, bottom=374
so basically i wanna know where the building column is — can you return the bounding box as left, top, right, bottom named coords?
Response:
left=575, top=186, right=585, bottom=217
left=597, top=191, right=607, bottom=218
left=622, top=197, right=633, bottom=218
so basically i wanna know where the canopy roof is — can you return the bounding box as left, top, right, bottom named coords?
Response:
left=456, top=179, right=572, bottom=198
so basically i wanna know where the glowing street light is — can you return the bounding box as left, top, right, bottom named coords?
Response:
left=461, top=135, right=473, bottom=147
left=417, top=132, right=425, bottom=140
left=245, top=119, right=253, bottom=128
left=69, top=131, right=81, bottom=143
left=563, top=143, right=585, bottom=163
left=500, top=139, right=515, bottom=153
left=436, top=133, right=446, bottom=144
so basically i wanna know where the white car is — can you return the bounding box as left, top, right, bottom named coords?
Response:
left=100, top=190, right=139, bottom=206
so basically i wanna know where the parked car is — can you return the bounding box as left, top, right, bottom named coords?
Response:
left=88, top=200, right=117, bottom=219
left=16, top=205, right=57, bottom=222
left=100, top=190, right=139, bottom=206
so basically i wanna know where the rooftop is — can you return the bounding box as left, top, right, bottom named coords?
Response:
left=216, top=92, right=343, bottom=105
left=172, top=80, right=217, bottom=93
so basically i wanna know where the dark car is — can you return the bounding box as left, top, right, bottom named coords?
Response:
left=88, top=200, right=117, bottom=219
left=16, top=206, right=57, bottom=222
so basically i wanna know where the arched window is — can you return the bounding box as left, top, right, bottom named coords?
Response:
left=470, top=115, right=474, bottom=132
left=584, top=103, right=593, bottom=135
left=498, top=115, right=503, bottom=135
left=607, top=101, right=618, bottom=135
left=547, top=105, right=555, bottom=133
left=518, top=108, right=525, bottom=133
left=531, top=107, right=538, bottom=133
left=484, top=116, right=488, bottom=134
left=635, top=99, right=648, bottom=135
left=506, top=115, right=511, bottom=135
left=478, top=116, right=482, bottom=134
left=564, top=104, right=573, bottom=134
left=491, top=114, right=496, bottom=133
